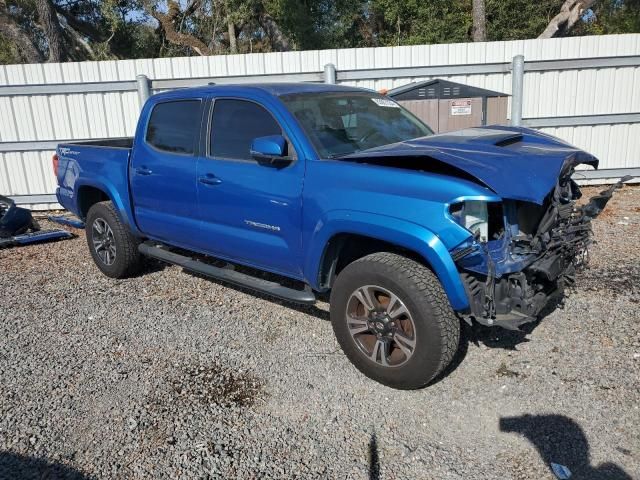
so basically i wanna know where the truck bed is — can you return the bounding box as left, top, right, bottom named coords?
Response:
left=56, top=139, right=134, bottom=223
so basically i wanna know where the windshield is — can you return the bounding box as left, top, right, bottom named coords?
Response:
left=281, top=92, right=433, bottom=158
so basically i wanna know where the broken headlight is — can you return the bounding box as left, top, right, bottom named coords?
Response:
left=449, top=200, right=504, bottom=242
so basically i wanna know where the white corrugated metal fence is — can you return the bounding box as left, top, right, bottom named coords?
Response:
left=1, top=34, right=639, bottom=209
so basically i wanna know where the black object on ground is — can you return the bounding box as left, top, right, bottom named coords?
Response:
left=0, top=195, right=74, bottom=248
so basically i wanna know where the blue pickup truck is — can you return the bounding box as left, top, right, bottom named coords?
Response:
left=55, top=83, right=625, bottom=389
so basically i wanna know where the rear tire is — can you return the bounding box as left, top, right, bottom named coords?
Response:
left=86, top=201, right=141, bottom=278
left=330, top=252, right=460, bottom=390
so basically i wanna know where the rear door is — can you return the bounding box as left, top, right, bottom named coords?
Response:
left=130, top=99, right=204, bottom=247
left=195, top=98, right=305, bottom=277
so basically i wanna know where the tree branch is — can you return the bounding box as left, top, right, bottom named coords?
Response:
left=183, top=0, right=201, bottom=18
left=56, top=13, right=95, bottom=60
left=260, top=13, right=291, bottom=51
left=143, top=0, right=211, bottom=56
left=538, top=0, right=595, bottom=38
left=54, top=3, right=106, bottom=42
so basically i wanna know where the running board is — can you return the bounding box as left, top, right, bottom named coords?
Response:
left=138, top=242, right=316, bottom=305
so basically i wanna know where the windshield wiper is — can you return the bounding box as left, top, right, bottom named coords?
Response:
left=326, top=152, right=351, bottom=159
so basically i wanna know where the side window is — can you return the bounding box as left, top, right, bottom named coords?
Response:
left=146, top=100, right=201, bottom=154
left=210, top=99, right=282, bottom=160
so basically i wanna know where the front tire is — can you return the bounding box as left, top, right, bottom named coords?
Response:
left=330, top=252, right=460, bottom=389
left=86, top=201, right=141, bottom=278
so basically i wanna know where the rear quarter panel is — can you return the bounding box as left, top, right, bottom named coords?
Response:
left=56, top=144, right=138, bottom=233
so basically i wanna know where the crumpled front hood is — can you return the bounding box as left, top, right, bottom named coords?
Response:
left=340, top=126, right=599, bottom=204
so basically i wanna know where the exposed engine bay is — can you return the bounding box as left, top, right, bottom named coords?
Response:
left=452, top=168, right=632, bottom=330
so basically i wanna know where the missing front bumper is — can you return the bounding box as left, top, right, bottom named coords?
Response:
left=455, top=175, right=633, bottom=331
left=460, top=264, right=569, bottom=331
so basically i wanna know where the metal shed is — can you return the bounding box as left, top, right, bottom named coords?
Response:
left=387, top=79, right=509, bottom=133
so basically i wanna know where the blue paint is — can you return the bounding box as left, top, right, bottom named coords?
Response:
left=12, top=230, right=74, bottom=245
left=55, top=83, right=600, bottom=312
left=47, top=215, right=85, bottom=229
left=250, top=135, right=287, bottom=158
left=341, top=126, right=598, bottom=205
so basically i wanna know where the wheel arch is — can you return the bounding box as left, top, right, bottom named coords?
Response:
left=76, top=185, right=110, bottom=218
left=74, top=181, right=139, bottom=235
left=305, top=211, right=469, bottom=311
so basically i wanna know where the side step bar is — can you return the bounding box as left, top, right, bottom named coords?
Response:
left=139, top=241, right=316, bottom=305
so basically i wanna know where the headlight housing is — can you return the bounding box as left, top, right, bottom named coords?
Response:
left=449, top=200, right=493, bottom=242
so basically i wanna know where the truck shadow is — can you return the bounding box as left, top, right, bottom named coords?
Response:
left=431, top=298, right=564, bottom=384
left=141, top=256, right=171, bottom=274
left=177, top=260, right=571, bottom=387
left=0, top=451, right=92, bottom=479
left=500, top=414, right=632, bottom=479
left=461, top=293, right=566, bottom=352
left=182, top=269, right=331, bottom=321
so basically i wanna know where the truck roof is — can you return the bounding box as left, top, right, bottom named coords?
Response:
left=152, top=82, right=367, bottom=100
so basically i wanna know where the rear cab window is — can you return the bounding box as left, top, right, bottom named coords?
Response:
left=146, top=100, right=202, bottom=155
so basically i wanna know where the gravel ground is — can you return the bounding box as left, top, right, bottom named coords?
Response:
left=1, top=185, right=639, bottom=480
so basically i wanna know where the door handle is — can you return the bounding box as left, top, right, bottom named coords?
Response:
left=198, top=174, right=222, bottom=186
left=135, top=166, right=153, bottom=176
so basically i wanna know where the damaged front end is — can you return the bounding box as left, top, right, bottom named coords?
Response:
left=450, top=165, right=632, bottom=331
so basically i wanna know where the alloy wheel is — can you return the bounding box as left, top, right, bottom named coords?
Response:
left=91, top=218, right=117, bottom=266
left=345, top=285, right=417, bottom=367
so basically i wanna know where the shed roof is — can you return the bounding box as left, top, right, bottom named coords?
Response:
left=387, top=79, right=507, bottom=101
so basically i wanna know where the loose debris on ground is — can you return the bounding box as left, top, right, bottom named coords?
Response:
left=1, top=186, right=638, bottom=479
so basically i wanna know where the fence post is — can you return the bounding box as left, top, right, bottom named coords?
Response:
left=324, top=63, right=336, bottom=84
left=136, top=74, right=151, bottom=107
left=511, top=55, right=524, bottom=126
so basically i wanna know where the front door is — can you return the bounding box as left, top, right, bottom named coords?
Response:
left=195, top=98, right=304, bottom=277
left=130, top=99, right=204, bottom=247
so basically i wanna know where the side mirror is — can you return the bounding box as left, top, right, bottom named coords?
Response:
left=250, top=135, right=291, bottom=166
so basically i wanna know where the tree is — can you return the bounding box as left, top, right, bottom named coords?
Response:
left=472, top=0, right=487, bottom=41
left=35, top=0, right=65, bottom=61
left=1, top=0, right=639, bottom=65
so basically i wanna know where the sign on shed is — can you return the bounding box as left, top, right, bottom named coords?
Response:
left=450, top=100, right=472, bottom=116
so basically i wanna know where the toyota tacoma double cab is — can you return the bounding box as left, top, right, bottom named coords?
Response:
left=54, top=83, right=628, bottom=389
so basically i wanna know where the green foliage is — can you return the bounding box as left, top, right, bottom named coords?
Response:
left=371, top=0, right=471, bottom=45
left=0, top=0, right=638, bottom=64
left=265, top=0, right=369, bottom=49
left=485, top=0, right=566, bottom=41
left=0, top=34, right=19, bottom=64
left=577, top=0, right=640, bottom=35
